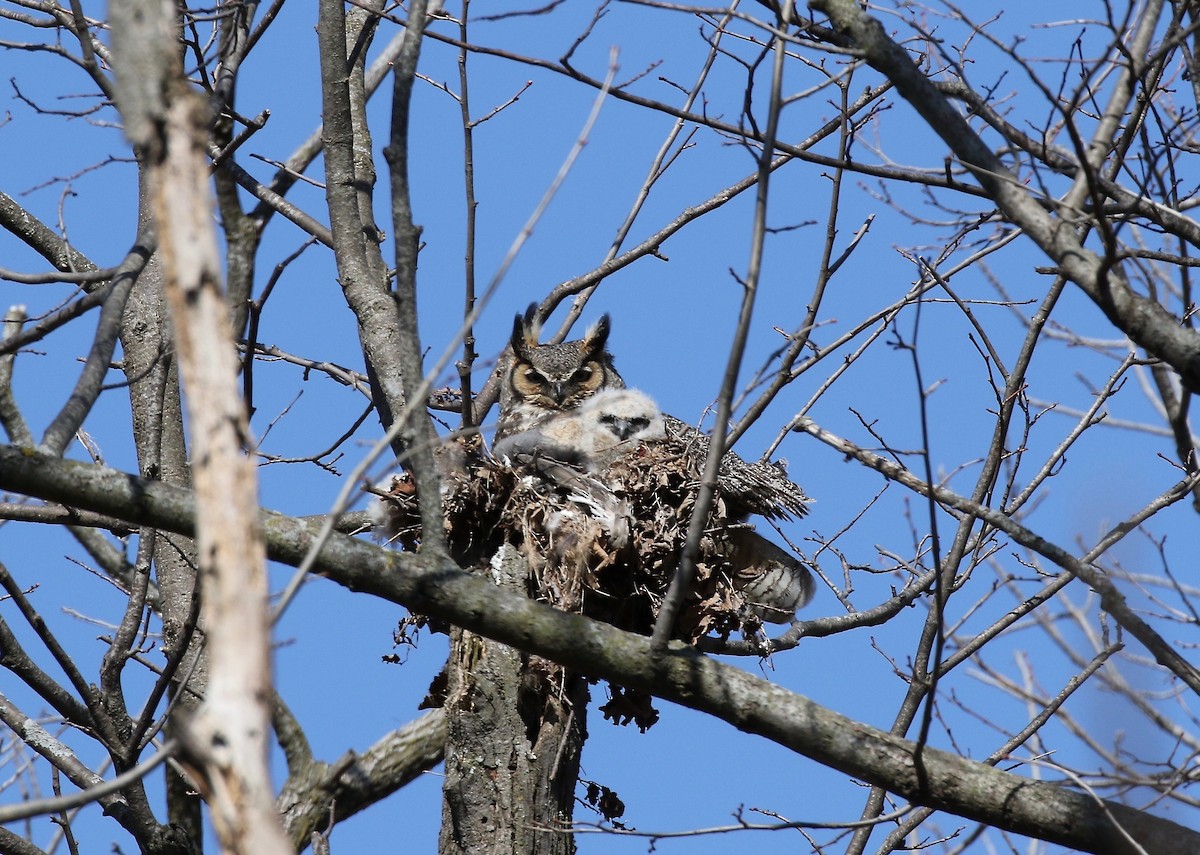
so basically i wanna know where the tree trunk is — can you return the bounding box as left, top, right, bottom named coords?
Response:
left=439, top=545, right=587, bottom=855
left=121, top=244, right=208, bottom=844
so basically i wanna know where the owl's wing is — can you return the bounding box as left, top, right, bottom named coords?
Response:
left=493, top=424, right=589, bottom=468
left=720, top=527, right=814, bottom=623
left=662, top=415, right=810, bottom=521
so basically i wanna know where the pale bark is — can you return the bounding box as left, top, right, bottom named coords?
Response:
left=151, top=92, right=289, bottom=855
left=109, top=0, right=289, bottom=850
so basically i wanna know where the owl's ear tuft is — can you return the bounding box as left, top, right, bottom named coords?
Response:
left=511, top=303, right=541, bottom=357
left=581, top=314, right=611, bottom=357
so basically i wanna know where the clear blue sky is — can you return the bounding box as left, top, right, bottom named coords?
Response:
left=1, top=2, right=1192, bottom=852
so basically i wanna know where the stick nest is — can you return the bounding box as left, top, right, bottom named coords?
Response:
left=371, top=432, right=808, bottom=644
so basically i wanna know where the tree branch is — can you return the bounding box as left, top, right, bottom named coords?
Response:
left=0, top=444, right=1194, bottom=855
left=794, top=417, right=1200, bottom=696
left=317, top=0, right=409, bottom=436
left=810, top=0, right=1200, bottom=392
left=110, top=0, right=289, bottom=847
left=37, top=226, right=153, bottom=456
left=278, top=709, right=446, bottom=848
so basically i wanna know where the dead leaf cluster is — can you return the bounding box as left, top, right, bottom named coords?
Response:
left=371, top=431, right=809, bottom=644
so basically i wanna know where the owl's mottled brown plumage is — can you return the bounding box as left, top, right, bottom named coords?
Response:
left=495, top=305, right=626, bottom=441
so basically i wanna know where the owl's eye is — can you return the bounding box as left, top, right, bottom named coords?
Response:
left=522, top=366, right=545, bottom=384
left=572, top=364, right=595, bottom=383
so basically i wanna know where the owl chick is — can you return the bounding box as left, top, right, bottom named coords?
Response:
left=487, top=309, right=817, bottom=628
left=495, top=304, right=626, bottom=441
left=494, top=388, right=665, bottom=472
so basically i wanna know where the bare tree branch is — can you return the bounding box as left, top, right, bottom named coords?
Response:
left=109, top=0, right=289, bottom=848
left=811, top=0, right=1200, bottom=393
left=0, top=445, right=1195, bottom=854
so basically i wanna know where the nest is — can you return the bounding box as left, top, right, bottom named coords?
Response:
left=371, top=431, right=809, bottom=644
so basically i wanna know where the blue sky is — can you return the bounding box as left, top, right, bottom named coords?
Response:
left=2, top=1, right=1196, bottom=852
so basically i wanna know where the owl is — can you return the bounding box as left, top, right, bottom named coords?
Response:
left=495, top=304, right=626, bottom=441
left=494, top=388, right=665, bottom=472
left=487, top=306, right=815, bottom=629
left=581, top=388, right=666, bottom=456
left=720, top=528, right=815, bottom=623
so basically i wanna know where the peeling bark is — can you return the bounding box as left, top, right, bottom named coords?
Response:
left=110, top=0, right=290, bottom=850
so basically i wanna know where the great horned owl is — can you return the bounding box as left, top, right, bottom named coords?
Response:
left=486, top=307, right=815, bottom=628
left=494, top=388, right=665, bottom=472
left=582, top=388, right=666, bottom=453
left=721, top=528, right=814, bottom=623
left=494, top=389, right=666, bottom=586
left=495, top=305, right=625, bottom=441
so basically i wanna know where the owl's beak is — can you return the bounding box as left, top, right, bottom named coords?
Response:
left=552, top=383, right=568, bottom=404
left=612, top=419, right=635, bottom=441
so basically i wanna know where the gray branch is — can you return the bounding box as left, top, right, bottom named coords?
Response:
left=38, top=234, right=154, bottom=456
left=0, top=444, right=1195, bottom=854
left=278, top=709, right=446, bottom=849
left=811, top=0, right=1200, bottom=392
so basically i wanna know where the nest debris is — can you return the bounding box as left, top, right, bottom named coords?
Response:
left=371, top=429, right=811, bottom=645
